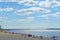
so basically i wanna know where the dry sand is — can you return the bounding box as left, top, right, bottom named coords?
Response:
left=0, top=32, right=50, bottom=40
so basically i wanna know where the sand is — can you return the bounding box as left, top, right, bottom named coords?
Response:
left=0, top=31, right=50, bottom=40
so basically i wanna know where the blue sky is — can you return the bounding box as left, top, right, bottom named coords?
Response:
left=0, top=0, right=60, bottom=29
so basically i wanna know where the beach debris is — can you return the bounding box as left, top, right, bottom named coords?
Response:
left=28, top=34, right=32, bottom=37
left=40, top=36, right=43, bottom=39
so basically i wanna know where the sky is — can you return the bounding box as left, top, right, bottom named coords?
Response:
left=0, top=0, right=60, bottom=29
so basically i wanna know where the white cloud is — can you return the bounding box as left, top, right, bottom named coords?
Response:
left=0, top=16, right=8, bottom=19
left=0, top=0, right=17, bottom=2
left=17, top=17, right=34, bottom=22
left=39, top=21, right=60, bottom=28
left=17, top=0, right=39, bottom=6
left=0, top=16, right=34, bottom=23
left=26, top=17, right=34, bottom=22
left=0, top=16, right=9, bottom=22
left=53, top=12, right=60, bottom=18
left=0, top=7, right=14, bottom=12
left=4, top=17, right=34, bottom=23
left=39, top=0, right=60, bottom=8
left=40, top=12, right=60, bottom=19
left=16, top=7, right=50, bottom=15
left=0, top=0, right=39, bottom=6
left=0, top=0, right=60, bottom=8
left=40, top=14, right=52, bottom=18
left=53, top=12, right=60, bottom=16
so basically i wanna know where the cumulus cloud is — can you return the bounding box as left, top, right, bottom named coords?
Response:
left=16, top=7, right=50, bottom=15
left=39, top=0, right=60, bottom=8
left=40, top=12, right=60, bottom=18
left=0, top=7, right=14, bottom=12
left=17, top=0, right=39, bottom=6
left=0, top=0, right=17, bottom=2
left=0, top=0, right=60, bottom=8
left=0, top=0, right=39, bottom=6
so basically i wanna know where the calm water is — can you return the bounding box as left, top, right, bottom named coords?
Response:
left=5, top=29, right=60, bottom=39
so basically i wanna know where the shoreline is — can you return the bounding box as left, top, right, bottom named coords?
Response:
left=0, top=31, right=51, bottom=40
left=0, top=30, right=59, bottom=40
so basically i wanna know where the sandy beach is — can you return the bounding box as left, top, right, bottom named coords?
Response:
left=0, top=31, right=51, bottom=40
